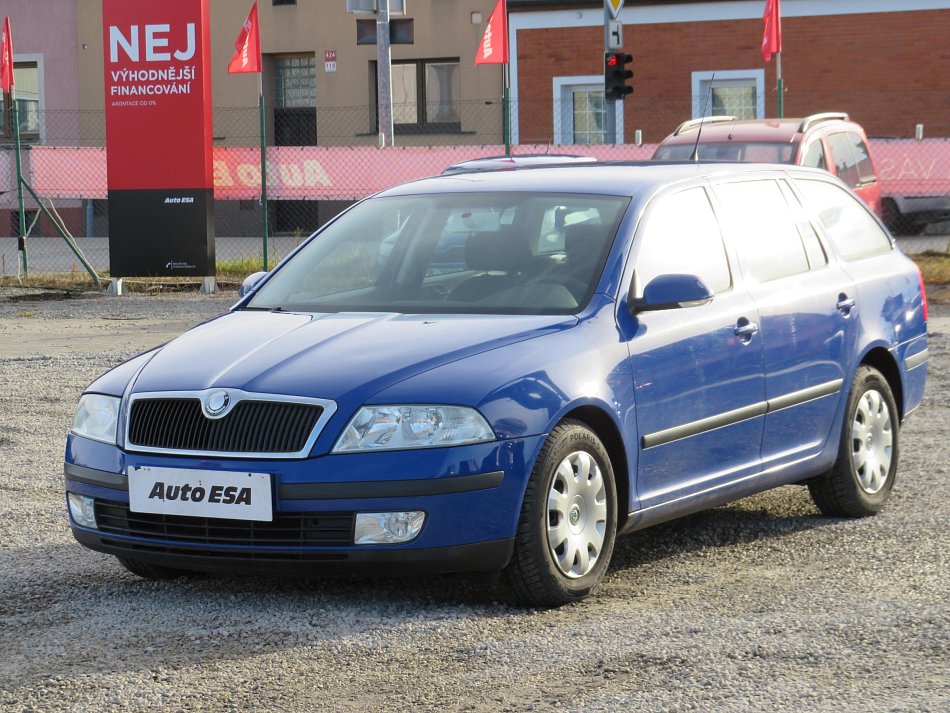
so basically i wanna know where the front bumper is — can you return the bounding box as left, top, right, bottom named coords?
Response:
left=64, top=433, right=544, bottom=575
left=71, top=527, right=514, bottom=576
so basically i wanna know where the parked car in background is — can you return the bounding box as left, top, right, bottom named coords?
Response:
left=653, top=113, right=885, bottom=219
left=881, top=192, right=950, bottom=236
left=66, top=162, right=928, bottom=607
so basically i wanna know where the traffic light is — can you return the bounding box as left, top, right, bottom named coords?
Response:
left=604, top=52, right=633, bottom=101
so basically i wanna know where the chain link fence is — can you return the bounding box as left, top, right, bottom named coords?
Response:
left=2, top=97, right=949, bottom=281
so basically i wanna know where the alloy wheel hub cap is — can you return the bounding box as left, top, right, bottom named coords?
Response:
left=851, top=388, right=893, bottom=495
left=546, top=451, right=608, bottom=579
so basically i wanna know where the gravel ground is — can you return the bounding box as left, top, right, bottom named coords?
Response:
left=0, top=291, right=947, bottom=712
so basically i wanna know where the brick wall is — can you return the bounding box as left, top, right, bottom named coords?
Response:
left=516, top=9, right=950, bottom=143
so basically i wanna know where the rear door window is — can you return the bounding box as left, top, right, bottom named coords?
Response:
left=795, top=179, right=892, bottom=260
left=635, top=187, right=732, bottom=295
left=778, top=180, right=828, bottom=269
left=827, top=133, right=860, bottom=188
left=714, top=179, right=810, bottom=283
left=800, top=141, right=826, bottom=170
left=847, top=132, right=877, bottom=185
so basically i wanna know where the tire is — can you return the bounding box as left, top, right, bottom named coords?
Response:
left=116, top=556, right=189, bottom=580
left=505, top=420, right=617, bottom=607
left=881, top=199, right=901, bottom=233
left=808, top=365, right=900, bottom=517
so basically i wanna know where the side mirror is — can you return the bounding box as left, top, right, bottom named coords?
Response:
left=630, top=273, right=713, bottom=313
left=239, top=271, right=268, bottom=298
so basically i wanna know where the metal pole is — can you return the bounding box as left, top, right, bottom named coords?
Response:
left=376, top=0, right=394, bottom=147
left=258, top=72, right=270, bottom=271
left=20, top=178, right=99, bottom=284
left=776, top=52, right=784, bottom=118
left=11, top=85, right=28, bottom=274
left=602, top=2, right=617, bottom=146
left=503, top=64, right=510, bottom=156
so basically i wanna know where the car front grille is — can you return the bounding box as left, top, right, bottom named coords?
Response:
left=94, top=501, right=354, bottom=548
left=128, top=398, right=323, bottom=454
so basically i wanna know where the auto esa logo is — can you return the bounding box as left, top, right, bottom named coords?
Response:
left=147, top=481, right=252, bottom=506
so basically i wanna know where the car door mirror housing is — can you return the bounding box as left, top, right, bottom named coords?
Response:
left=239, top=271, right=269, bottom=298
left=630, top=273, right=714, bottom=313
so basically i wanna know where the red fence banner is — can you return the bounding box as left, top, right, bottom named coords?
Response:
left=18, top=139, right=950, bottom=204
left=102, top=0, right=214, bottom=276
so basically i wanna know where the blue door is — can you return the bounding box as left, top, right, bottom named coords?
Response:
left=712, top=178, right=856, bottom=469
left=625, top=187, right=766, bottom=511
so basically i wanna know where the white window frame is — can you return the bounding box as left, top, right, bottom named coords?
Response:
left=691, top=69, right=765, bottom=120
left=7, top=53, right=45, bottom=143
left=552, top=75, right=623, bottom=145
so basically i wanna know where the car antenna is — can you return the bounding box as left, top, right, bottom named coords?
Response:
left=691, top=72, right=716, bottom=162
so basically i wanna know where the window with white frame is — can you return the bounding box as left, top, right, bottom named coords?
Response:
left=691, top=70, right=765, bottom=121
left=552, top=76, right=622, bottom=145
left=0, top=62, right=41, bottom=141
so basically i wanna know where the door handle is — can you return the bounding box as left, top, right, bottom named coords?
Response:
left=734, top=318, right=759, bottom=343
left=837, top=294, right=856, bottom=316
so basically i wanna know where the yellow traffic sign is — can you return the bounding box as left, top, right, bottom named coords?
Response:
left=605, top=0, right=624, bottom=21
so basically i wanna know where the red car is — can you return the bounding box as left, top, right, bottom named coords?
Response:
left=653, top=113, right=882, bottom=218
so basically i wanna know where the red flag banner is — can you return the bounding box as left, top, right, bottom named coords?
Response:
left=228, top=2, right=261, bottom=74
left=475, top=0, right=508, bottom=65
left=762, top=0, right=782, bottom=62
left=1, top=17, right=14, bottom=94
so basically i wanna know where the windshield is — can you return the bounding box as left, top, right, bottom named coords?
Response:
left=246, top=192, right=629, bottom=315
left=653, top=141, right=795, bottom=163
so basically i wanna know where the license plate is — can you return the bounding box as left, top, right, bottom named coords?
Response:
left=128, top=466, right=273, bottom=522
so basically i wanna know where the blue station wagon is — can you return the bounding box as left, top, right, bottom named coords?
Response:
left=65, top=163, right=929, bottom=606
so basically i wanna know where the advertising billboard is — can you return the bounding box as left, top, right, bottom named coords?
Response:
left=102, top=0, right=214, bottom=276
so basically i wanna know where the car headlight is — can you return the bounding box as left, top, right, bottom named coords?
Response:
left=333, top=405, right=495, bottom=452
left=72, top=394, right=121, bottom=444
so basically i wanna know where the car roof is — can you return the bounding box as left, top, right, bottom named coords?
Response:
left=659, top=115, right=862, bottom=146
left=377, top=161, right=835, bottom=201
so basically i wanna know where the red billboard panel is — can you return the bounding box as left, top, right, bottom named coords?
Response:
left=102, top=0, right=214, bottom=276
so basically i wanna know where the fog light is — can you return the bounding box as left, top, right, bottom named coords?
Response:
left=354, top=511, right=425, bottom=545
left=67, top=493, right=98, bottom=529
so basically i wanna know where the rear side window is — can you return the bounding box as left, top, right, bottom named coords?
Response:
left=714, top=179, right=809, bottom=283
left=847, top=132, right=876, bottom=184
left=635, top=187, right=731, bottom=295
left=801, top=141, right=826, bottom=170
left=778, top=180, right=828, bottom=269
left=795, top=179, right=892, bottom=261
left=827, top=133, right=860, bottom=188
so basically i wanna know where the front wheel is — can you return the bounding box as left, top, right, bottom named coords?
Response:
left=505, top=420, right=617, bottom=607
left=809, top=365, right=900, bottom=517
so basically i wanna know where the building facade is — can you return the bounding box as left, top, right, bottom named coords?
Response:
left=509, top=0, right=950, bottom=145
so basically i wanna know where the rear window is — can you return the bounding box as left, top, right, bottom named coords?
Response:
left=653, top=142, right=795, bottom=163
left=795, top=179, right=892, bottom=261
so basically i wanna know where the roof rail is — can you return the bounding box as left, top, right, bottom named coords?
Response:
left=673, top=115, right=737, bottom=136
left=798, top=112, right=849, bottom=133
